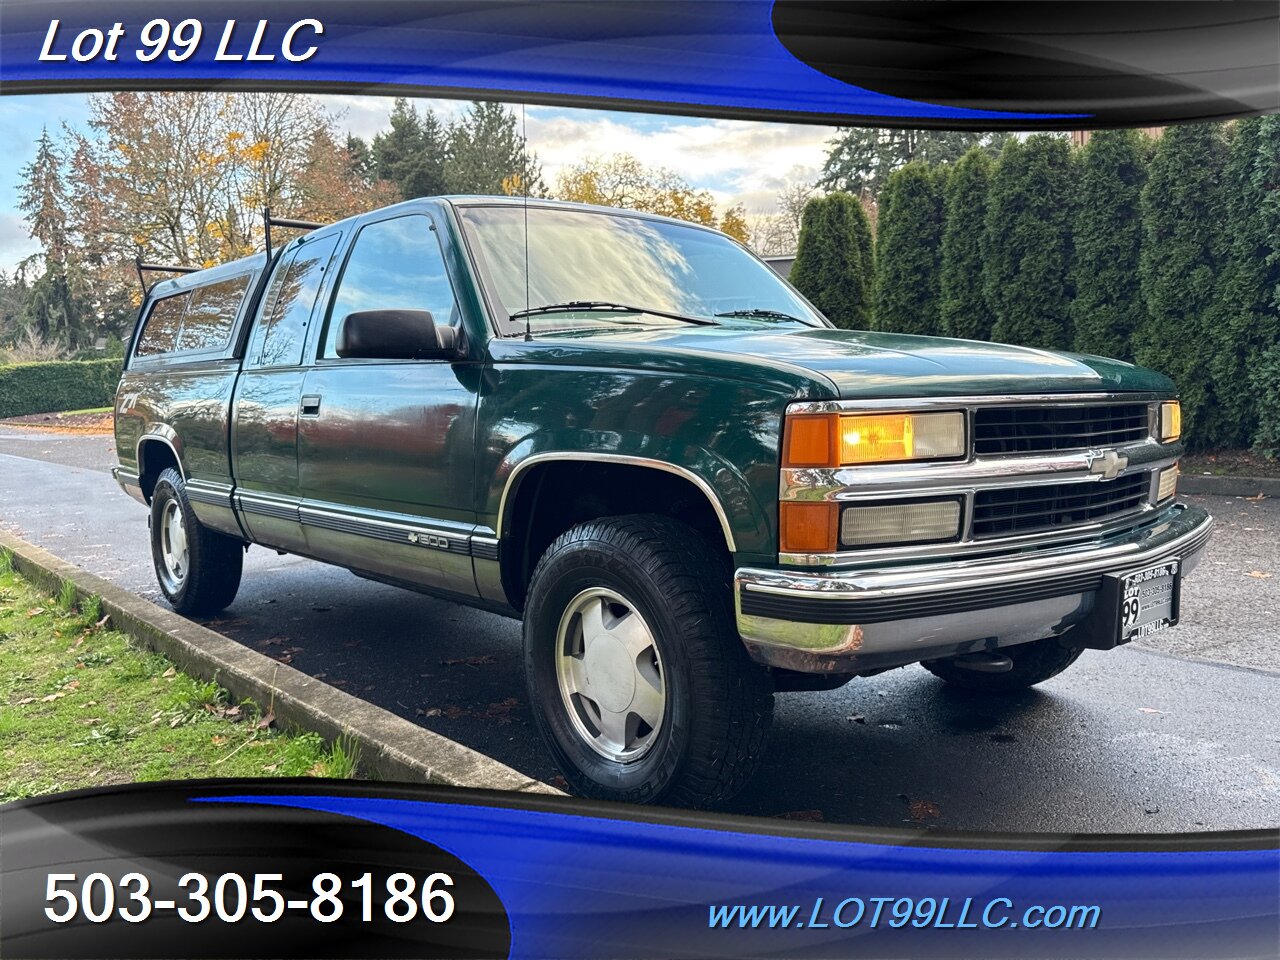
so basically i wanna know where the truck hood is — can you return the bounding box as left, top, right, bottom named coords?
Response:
left=507, top=324, right=1175, bottom=399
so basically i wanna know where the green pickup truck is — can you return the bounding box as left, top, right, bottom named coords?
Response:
left=113, top=196, right=1213, bottom=806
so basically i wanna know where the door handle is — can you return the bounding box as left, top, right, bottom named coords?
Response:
left=300, top=395, right=322, bottom=416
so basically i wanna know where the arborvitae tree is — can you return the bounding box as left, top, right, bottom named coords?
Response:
left=1134, top=122, right=1229, bottom=449
left=1209, top=117, right=1280, bottom=449
left=983, top=134, right=1075, bottom=349
left=1069, top=129, right=1150, bottom=361
left=788, top=193, right=875, bottom=330
left=874, top=162, right=945, bottom=335
left=939, top=148, right=995, bottom=341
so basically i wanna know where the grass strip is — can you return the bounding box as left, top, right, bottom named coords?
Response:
left=0, top=548, right=359, bottom=801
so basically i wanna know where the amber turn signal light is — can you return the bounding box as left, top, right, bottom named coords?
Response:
left=779, top=502, right=838, bottom=553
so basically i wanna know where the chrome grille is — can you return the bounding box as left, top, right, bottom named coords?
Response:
left=972, top=472, right=1149, bottom=540
left=973, top=403, right=1149, bottom=455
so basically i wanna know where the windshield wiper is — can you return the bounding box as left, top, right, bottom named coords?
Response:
left=715, top=308, right=804, bottom=323
left=508, top=301, right=719, bottom=327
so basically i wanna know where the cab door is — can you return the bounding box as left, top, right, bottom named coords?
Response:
left=230, top=232, right=340, bottom=552
left=296, top=212, right=480, bottom=598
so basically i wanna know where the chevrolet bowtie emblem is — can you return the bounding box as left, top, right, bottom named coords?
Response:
left=1086, top=449, right=1129, bottom=481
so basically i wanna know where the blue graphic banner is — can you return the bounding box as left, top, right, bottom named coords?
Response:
left=3, top=1, right=1277, bottom=127
left=3, top=781, right=1277, bottom=958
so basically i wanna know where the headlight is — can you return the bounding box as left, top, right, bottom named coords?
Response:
left=840, top=499, right=963, bottom=547
left=1158, top=401, right=1181, bottom=443
left=784, top=411, right=966, bottom=467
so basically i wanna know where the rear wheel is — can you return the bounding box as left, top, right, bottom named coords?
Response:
left=922, top=637, right=1083, bottom=692
left=523, top=514, right=773, bottom=807
left=149, top=467, right=243, bottom=616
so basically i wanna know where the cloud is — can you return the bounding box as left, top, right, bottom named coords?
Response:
left=310, top=96, right=837, bottom=215
left=0, top=212, right=39, bottom=274
left=525, top=109, right=837, bottom=213
left=314, top=94, right=474, bottom=140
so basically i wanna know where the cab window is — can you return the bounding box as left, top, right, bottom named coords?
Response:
left=177, top=273, right=252, bottom=354
left=134, top=292, right=190, bottom=358
left=320, top=215, right=457, bottom=360
left=248, top=235, right=339, bottom=368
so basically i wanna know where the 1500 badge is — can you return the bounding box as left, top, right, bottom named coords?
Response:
left=407, top=532, right=450, bottom=550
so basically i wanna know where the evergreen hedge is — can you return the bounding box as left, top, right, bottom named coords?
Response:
left=1133, top=123, right=1229, bottom=450
left=984, top=135, right=1075, bottom=350
left=0, top=359, right=122, bottom=419
left=874, top=162, right=945, bottom=335
left=1069, top=129, right=1150, bottom=361
left=939, top=148, right=995, bottom=341
left=1208, top=117, right=1280, bottom=450
left=789, top=193, right=875, bottom=330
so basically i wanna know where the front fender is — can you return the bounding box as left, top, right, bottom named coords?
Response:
left=477, top=367, right=788, bottom=563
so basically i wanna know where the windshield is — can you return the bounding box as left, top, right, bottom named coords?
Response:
left=457, top=205, right=827, bottom=334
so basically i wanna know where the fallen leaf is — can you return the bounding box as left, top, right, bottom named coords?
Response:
left=1245, top=493, right=1268, bottom=502
left=62, top=679, right=80, bottom=691
left=16, top=697, right=36, bottom=705
left=549, top=776, right=570, bottom=791
left=847, top=713, right=866, bottom=724
left=211, top=735, right=228, bottom=746
left=440, top=655, right=498, bottom=667
left=162, top=666, right=177, bottom=678
left=418, top=707, right=442, bottom=718
left=908, top=799, right=941, bottom=822
left=256, top=710, right=275, bottom=730
left=263, top=763, right=278, bottom=772
left=40, top=692, right=64, bottom=702
left=1245, top=571, right=1272, bottom=579
left=26, top=607, right=45, bottom=618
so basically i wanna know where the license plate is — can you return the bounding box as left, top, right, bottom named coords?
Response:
left=1117, top=560, right=1180, bottom=642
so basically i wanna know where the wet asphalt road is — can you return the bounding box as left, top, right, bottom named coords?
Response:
left=1, top=429, right=1278, bottom=832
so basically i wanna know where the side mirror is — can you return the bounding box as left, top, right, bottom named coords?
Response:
left=336, top=309, right=457, bottom=360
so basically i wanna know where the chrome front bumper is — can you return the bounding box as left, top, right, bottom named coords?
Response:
left=735, top=503, right=1214, bottom=674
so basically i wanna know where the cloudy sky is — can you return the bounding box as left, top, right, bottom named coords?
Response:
left=0, top=92, right=838, bottom=272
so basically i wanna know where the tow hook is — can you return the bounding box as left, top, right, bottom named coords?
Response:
left=948, top=652, right=1014, bottom=674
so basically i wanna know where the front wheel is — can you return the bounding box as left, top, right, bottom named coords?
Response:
left=523, top=515, right=773, bottom=808
left=150, top=467, right=244, bottom=617
left=922, top=637, right=1083, bottom=692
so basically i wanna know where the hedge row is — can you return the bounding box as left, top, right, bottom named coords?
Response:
left=0, top=359, right=122, bottom=419
left=791, top=119, right=1280, bottom=453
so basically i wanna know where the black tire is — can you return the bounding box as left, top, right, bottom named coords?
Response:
left=149, top=467, right=243, bottom=617
left=523, top=514, right=773, bottom=808
left=922, top=637, right=1083, bottom=693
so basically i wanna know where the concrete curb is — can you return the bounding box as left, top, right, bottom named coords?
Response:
left=0, top=530, right=560, bottom=796
left=1180, top=474, right=1280, bottom=497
